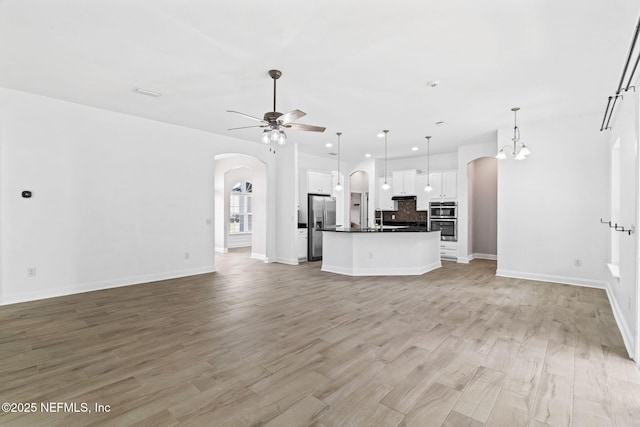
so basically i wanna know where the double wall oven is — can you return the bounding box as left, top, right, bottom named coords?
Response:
left=430, top=201, right=457, bottom=241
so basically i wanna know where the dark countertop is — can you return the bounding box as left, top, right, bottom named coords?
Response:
left=321, top=226, right=434, bottom=233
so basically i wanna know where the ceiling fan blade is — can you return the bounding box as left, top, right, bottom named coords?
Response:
left=278, top=109, right=306, bottom=124
left=228, top=125, right=267, bottom=131
left=227, top=110, right=266, bottom=123
left=286, top=123, right=326, bottom=132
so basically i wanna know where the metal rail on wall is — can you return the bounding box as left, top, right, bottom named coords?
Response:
left=600, top=218, right=635, bottom=236
left=601, top=15, right=640, bottom=131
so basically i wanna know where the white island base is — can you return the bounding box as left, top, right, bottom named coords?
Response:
left=321, top=230, right=442, bottom=276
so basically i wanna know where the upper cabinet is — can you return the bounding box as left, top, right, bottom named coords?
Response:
left=307, top=171, right=333, bottom=195
left=428, top=171, right=457, bottom=200
left=377, top=177, right=397, bottom=211
left=392, top=169, right=417, bottom=196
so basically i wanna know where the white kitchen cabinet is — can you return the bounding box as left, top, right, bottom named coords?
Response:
left=392, top=169, right=417, bottom=196
left=416, top=175, right=430, bottom=210
left=297, top=229, right=307, bottom=261
left=439, top=241, right=457, bottom=260
left=428, top=171, right=457, bottom=200
left=376, top=177, right=397, bottom=211
left=307, top=171, right=332, bottom=195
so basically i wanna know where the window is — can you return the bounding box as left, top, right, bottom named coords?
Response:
left=229, top=181, right=252, bottom=234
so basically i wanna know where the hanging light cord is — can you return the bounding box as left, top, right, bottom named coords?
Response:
left=337, top=132, right=342, bottom=185
left=383, top=130, right=389, bottom=184
left=426, top=136, right=431, bottom=184
left=512, top=108, right=520, bottom=154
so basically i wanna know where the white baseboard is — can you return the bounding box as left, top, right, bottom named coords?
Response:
left=215, top=247, right=228, bottom=253
left=496, top=269, right=607, bottom=289
left=471, top=253, right=497, bottom=261
left=321, top=261, right=442, bottom=276
left=457, top=257, right=470, bottom=264
left=0, top=266, right=217, bottom=306
left=604, top=281, right=635, bottom=360
left=273, top=257, right=299, bottom=266
left=251, top=252, right=267, bottom=261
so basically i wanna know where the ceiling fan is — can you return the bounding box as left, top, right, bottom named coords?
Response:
left=227, top=69, right=326, bottom=145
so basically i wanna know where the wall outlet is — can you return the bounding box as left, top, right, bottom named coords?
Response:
left=27, top=267, right=37, bottom=277
left=184, top=252, right=190, bottom=260
left=391, top=214, right=396, bottom=219
left=574, top=259, right=582, bottom=267
left=205, top=218, right=212, bottom=225
left=369, top=252, right=373, bottom=259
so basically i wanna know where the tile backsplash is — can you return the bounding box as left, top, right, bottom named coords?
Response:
left=382, top=199, right=428, bottom=223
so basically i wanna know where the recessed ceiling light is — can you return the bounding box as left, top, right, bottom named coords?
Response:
left=325, top=142, right=333, bottom=148
left=377, top=132, right=385, bottom=138
left=411, top=146, right=419, bottom=151
left=134, top=87, right=161, bottom=97
left=364, top=153, right=372, bottom=158
left=436, top=121, right=447, bottom=126
left=426, top=80, right=441, bottom=88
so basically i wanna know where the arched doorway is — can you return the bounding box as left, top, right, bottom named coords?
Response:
left=349, top=170, right=369, bottom=228
left=467, top=157, right=497, bottom=260
left=214, top=153, right=267, bottom=260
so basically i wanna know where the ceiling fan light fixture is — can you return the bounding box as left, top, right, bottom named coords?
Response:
left=269, top=128, right=280, bottom=143
left=277, top=130, right=287, bottom=145
left=226, top=69, right=325, bottom=146
left=424, top=184, right=433, bottom=192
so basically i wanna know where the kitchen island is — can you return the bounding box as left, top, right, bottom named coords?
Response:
left=321, top=227, right=442, bottom=276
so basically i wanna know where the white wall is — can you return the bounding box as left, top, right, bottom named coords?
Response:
left=468, top=157, right=497, bottom=258
left=275, top=142, right=298, bottom=265
left=496, top=113, right=610, bottom=289
left=386, top=152, right=458, bottom=176
left=606, top=90, right=639, bottom=359
left=0, top=88, right=284, bottom=305
left=349, top=170, right=369, bottom=192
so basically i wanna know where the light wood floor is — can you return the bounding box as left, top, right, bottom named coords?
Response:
left=2, top=250, right=640, bottom=426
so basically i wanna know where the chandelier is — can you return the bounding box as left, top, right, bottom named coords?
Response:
left=496, top=107, right=531, bottom=160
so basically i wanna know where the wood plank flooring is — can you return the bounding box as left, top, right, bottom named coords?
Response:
left=1, top=249, right=639, bottom=426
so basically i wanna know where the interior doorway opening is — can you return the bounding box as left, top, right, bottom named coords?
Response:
left=467, top=157, right=497, bottom=260
left=214, top=153, right=267, bottom=261
left=349, top=171, right=370, bottom=228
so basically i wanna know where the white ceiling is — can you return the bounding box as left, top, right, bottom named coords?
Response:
left=0, top=1, right=637, bottom=160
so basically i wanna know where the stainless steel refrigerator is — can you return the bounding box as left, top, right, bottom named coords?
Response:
left=308, top=194, right=337, bottom=261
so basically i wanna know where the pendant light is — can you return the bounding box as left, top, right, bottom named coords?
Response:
left=334, top=132, right=343, bottom=191
left=424, top=136, right=433, bottom=192
left=381, top=130, right=391, bottom=190
left=496, top=107, right=530, bottom=160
